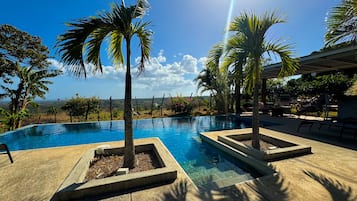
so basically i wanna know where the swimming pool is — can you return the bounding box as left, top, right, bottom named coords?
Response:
left=0, top=115, right=259, bottom=189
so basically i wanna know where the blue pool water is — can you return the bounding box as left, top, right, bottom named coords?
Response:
left=0, top=115, right=259, bottom=189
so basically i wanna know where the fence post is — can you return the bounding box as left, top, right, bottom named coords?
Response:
left=109, top=96, right=113, bottom=121
left=150, top=96, right=154, bottom=116
left=135, top=97, right=139, bottom=114
left=160, top=94, right=165, bottom=116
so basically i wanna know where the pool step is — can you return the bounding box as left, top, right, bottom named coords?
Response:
left=191, top=170, right=253, bottom=190
left=198, top=173, right=253, bottom=190
left=213, top=173, right=253, bottom=189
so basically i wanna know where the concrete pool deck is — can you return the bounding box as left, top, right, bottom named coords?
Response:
left=0, top=115, right=357, bottom=200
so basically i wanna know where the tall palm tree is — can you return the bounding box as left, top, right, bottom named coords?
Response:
left=56, top=1, right=152, bottom=168
left=325, top=0, right=357, bottom=46
left=228, top=12, right=299, bottom=149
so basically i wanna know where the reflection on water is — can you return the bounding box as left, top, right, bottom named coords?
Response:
left=62, top=123, right=101, bottom=133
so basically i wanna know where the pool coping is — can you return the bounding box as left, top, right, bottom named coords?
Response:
left=52, top=138, right=178, bottom=200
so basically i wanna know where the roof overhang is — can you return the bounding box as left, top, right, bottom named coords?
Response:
left=262, top=45, right=357, bottom=79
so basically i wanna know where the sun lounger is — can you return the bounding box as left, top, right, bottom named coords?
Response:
left=318, top=118, right=357, bottom=139
left=339, top=118, right=357, bottom=139
left=297, top=120, right=314, bottom=132
left=0, top=143, right=13, bottom=163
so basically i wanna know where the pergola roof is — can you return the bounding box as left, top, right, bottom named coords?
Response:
left=262, top=44, right=357, bottom=79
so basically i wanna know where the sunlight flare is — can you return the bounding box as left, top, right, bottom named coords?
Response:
left=223, top=0, right=235, bottom=53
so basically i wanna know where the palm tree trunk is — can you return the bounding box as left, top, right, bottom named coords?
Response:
left=235, top=79, right=241, bottom=114
left=252, top=59, right=261, bottom=150
left=123, top=38, right=135, bottom=169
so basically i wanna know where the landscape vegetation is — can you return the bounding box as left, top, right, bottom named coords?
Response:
left=1, top=0, right=356, bottom=144
left=0, top=0, right=356, bottom=191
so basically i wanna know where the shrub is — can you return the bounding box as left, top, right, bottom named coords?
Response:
left=169, top=96, right=193, bottom=114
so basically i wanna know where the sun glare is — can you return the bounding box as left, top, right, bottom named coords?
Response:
left=223, top=0, right=235, bottom=53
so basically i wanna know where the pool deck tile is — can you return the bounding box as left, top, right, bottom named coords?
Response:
left=1, top=115, right=357, bottom=200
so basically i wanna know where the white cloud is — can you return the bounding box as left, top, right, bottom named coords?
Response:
left=48, top=50, right=206, bottom=98
left=181, top=55, right=198, bottom=73
left=48, top=58, right=67, bottom=74
left=157, top=49, right=166, bottom=63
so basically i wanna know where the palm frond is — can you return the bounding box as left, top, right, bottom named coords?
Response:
left=56, top=1, right=152, bottom=80
left=86, top=27, right=111, bottom=74
left=265, top=40, right=299, bottom=77
left=325, top=0, right=357, bottom=46
left=206, top=43, right=223, bottom=70
left=56, top=17, right=105, bottom=78
left=133, top=0, right=150, bottom=18
left=109, top=30, right=124, bottom=66
left=134, top=21, right=152, bottom=73
left=243, top=59, right=256, bottom=94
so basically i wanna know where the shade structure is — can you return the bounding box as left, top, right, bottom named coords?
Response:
left=262, top=44, right=357, bottom=79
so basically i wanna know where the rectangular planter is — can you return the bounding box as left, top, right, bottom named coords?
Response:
left=53, top=138, right=177, bottom=201
left=201, top=128, right=311, bottom=162
left=214, top=129, right=311, bottom=161
left=200, top=133, right=275, bottom=176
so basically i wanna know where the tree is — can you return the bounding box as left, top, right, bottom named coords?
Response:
left=47, top=106, right=58, bottom=123
left=61, top=95, right=100, bottom=122
left=0, top=25, right=60, bottom=130
left=325, top=0, right=357, bottom=46
left=61, top=96, right=86, bottom=122
left=223, top=39, right=247, bottom=114
left=0, top=107, right=29, bottom=131
left=169, top=96, right=193, bottom=114
left=85, top=97, right=100, bottom=121
left=195, top=44, right=230, bottom=113
left=56, top=1, right=152, bottom=168
left=266, top=78, right=285, bottom=101
left=0, top=25, right=49, bottom=82
left=228, top=12, right=299, bottom=149
left=285, top=73, right=356, bottom=97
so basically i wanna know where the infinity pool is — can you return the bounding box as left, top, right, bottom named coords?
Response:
left=0, top=115, right=260, bottom=189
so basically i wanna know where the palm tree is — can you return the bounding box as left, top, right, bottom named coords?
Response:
left=228, top=12, right=299, bottom=149
left=325, top=0, right=357, bottom=46
left=206, top=44, right=230, bottom=113
left=195, top=44, right=230, bottom=113
left=56, top=1, right=152, bottom=168
left=222, top=38, right=247, bottom=114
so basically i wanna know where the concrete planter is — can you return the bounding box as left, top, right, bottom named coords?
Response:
left=203, top=128, right=311, bottom=162
left=53, top=138, right=177, bottom=200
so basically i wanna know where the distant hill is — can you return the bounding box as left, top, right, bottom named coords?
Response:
left=0, top=96, right=209, bottom=113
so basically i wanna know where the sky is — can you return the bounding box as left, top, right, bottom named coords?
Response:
left=0, top=0, right=340, bottom=100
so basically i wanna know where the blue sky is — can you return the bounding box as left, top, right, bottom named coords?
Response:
left=0, top=0, right=340, bottom=100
